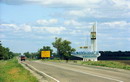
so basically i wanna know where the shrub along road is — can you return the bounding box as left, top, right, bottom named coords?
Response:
left=25, top=60, right=130, bottom=82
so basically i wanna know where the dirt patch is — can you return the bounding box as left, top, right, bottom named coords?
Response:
left=114, top=60, right=130, bottom=65
left=119, top=61, right=130, bottom=65
left=8, top=68, right=20, bottom=74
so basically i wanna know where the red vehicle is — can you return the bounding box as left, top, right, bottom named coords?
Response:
left=20, top=55, right=26, bottom=61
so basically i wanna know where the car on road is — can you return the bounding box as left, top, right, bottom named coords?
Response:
left=20, top=55, right=26, bottom=61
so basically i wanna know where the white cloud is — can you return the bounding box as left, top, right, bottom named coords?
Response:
left=39, top=0, right=87, bottom=6
left=67, top=7, right=129, bottom=19
left=0, top=34, right=6, bottom=38
left=63, top=0, right=130, bottom=19
left=20, top=24, right=32, bottom=32
left=68, top=10, right=86, bottom=17
left=42, top=26, right=66, bottom=34
left=112, top=0, right=130, bottom=9
left=36, top=19, right=58, bottom=25
left=67, top=8, right=98, bottom=18
left=1, top=0, right=102, bottom=7
left=128, top=38, right=130, bottom=41
left=0, top=23, right=67, bottom=34
left=0, top=24, right=17, bottom=29
left=66, top=30, right=81, bottom=35
left=0, top=24, right=33, bottom=32
left=0, top=24, right=17, bottom=28
left=100, top=21, right=130, bottom=29
left=36, top=20, right=48, bottom=25
left=33, top=26, right=66, bottom=34
left=64, top=20, right=81, bottom=26
left=0, top=24, right=19, bottom=31
left=2, top=0, right=130, bottom=19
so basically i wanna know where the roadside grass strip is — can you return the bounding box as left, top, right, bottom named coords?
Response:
left=0, top=58, right=38, bottom=82
left=80, top=61, right=130, bottom=70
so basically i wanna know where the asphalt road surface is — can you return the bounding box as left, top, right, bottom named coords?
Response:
left=25, top=61, right=130, bottom=82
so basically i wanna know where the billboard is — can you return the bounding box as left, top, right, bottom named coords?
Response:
left=91, top=32, right=96, bottom=39
left=41, top=51, right=50, bottom=58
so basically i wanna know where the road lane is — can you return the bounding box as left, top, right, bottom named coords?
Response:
left=37, top=61, right=130, bottom=82
left=24, top=61, right=128, bottom=82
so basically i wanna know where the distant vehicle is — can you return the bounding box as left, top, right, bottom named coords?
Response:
left=20, top=55, right=26, bottom=61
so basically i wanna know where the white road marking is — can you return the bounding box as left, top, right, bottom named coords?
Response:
left=36, top=61, right=123, bottom=82
left=25, top=63, right=60, bottom=82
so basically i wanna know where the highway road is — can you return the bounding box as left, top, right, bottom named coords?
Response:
left=25, top=60, right=130, bottom=82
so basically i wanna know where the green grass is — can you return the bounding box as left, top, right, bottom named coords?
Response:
left=0, top=58, right=38, bottom=82
left=79, top=61, right=130, bottom=70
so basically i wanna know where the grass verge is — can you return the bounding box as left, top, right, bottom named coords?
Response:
left=77, top=60, right=130, bottom=70
left=0, top=58, right=38, bottom=82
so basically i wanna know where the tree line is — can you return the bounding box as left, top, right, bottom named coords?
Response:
left=0, top=41, right=20, bottom=60
left=24, top=37, right=76, bottom=60
left=98, top=51, right=130, bottom=60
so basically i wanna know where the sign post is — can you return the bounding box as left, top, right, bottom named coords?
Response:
left=41, top=51, right=50, bottom=58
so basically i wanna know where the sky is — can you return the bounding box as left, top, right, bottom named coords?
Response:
left=0, top=0, right=130, bottom=53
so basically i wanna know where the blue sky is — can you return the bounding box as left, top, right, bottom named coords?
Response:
left=0, top=0, right=130, bottom=53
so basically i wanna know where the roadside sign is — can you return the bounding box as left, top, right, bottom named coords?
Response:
left=41, top=51, right=50, bottom=58
left=91, top=32, right=96, bottom=39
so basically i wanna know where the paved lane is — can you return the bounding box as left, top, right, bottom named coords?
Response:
left=25, top=61, right=130, bottom=82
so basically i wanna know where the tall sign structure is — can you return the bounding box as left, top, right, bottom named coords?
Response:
left=91, top=23, right=97, bottom=52
left=71, top=22, right=100, bottom=61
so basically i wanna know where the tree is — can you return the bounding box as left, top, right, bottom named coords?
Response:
left=23, top=52, right=38, bottom=59
left=0, top=46, right=5, bottom=59
left=52, top=37, right=76, bottom=60
left=52, top=37, right=62, bottom=58
left=0, top=41, right=16, bottom=60
left=31, top=52, right=39, bottom=59
left=4, top=48, right=10, bottom=59
left=24, top=52, right=30, bottom=58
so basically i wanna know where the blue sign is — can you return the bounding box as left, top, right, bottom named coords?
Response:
left=71, top=51, right=100, bottom=58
